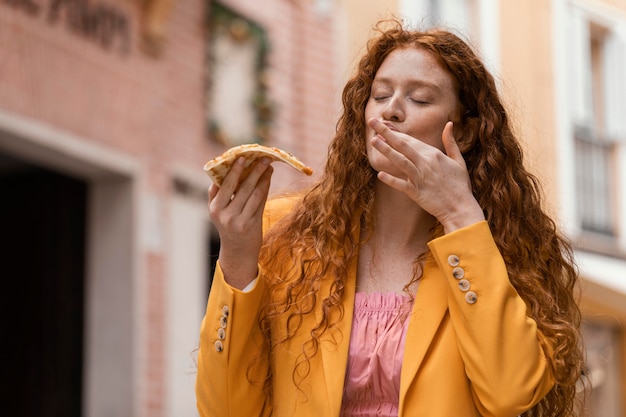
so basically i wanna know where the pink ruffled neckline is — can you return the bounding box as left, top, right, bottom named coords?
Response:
left=340, top=292, right=413, bottom=417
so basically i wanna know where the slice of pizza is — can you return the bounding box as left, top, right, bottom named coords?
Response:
left=203, top=144, right=313, bottom=186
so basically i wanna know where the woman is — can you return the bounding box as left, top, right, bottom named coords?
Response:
left=196, top=21, right=584, bottom=417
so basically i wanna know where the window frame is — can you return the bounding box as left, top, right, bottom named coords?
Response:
left=555, top=0, right=626, bottom=256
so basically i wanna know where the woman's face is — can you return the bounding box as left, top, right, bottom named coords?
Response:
left=364, top=47, right=461, bottom=175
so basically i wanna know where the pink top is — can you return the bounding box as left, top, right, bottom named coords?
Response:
left=340, top=292, right=413, bottom=417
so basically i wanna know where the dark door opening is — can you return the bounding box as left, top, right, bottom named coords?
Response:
left=1, top=154, right=87, bottom=417
left=207, top=228, right=220, bottom=296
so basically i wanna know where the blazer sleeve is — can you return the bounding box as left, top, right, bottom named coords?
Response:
left=195, top=262, right=271, bottom=417
left=195, top=196, right=297, bottom=417
left=427, top=221, right=555, bottom=416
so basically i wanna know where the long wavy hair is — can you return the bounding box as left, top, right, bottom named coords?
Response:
left=255, top=20, right=584, bottom=416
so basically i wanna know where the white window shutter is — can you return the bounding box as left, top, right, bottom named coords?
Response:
left=567, top=6, right=594, bottom=128
left=603, top=30, right=626, bottom=141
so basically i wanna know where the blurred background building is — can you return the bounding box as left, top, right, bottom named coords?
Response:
left=1, top=0, right=624, bottom=416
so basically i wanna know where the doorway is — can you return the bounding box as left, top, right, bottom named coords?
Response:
left=1, top=153, right=86, bottom=417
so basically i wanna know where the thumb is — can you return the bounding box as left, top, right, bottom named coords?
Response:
left=442, top=122, right=466, bottom=167
left=208, top=183, right=219, bottom=201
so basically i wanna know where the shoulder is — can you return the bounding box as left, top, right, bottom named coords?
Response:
left=263, top=193, right=304, bottom=231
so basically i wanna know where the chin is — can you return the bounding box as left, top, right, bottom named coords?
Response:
left=367, top=153, right=396, bottom=176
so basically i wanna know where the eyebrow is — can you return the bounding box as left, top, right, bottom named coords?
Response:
left=372, top=77, right=442, bottom=92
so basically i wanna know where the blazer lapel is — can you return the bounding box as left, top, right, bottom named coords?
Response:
left=315, top=255, right=357, bottom=416
left=315, top=217, right=362, bottom=416
left=399, top=259, right=449, bottom=398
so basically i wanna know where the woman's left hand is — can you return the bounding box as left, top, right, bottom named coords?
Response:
left=368, top=118, right=485, bottom=233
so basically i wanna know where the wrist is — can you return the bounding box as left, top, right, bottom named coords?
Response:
left=440, top=204, right=485, bottom=234
left=218, top=253, right=259, bottom=290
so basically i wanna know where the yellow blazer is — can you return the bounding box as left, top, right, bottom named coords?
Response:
left=196, top=197, right=554, bottom=417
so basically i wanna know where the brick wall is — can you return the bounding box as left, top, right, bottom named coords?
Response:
left=0, top=0, right=341, bottom=415
left=0, top=0, right=212, bottom=192
left=221, top=0, right=340, bottom=190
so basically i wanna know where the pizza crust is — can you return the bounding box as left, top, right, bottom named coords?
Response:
left=203, top=144, right=313, bottom=186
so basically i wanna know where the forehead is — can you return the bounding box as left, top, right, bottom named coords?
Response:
left=374, top=47, right=456, bottom=93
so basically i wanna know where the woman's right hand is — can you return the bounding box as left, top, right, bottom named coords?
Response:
left=208, top=157, right=274, bottom=290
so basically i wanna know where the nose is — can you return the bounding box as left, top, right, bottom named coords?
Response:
left=381, top=96, right=405, bottom=122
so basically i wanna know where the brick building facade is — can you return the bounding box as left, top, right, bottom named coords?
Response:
left=0, top=0, right=339, bottom=416
left=12, top=1, right=626, bottom=416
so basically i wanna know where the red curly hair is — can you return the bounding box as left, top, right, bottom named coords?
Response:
left=254, top=20, right=584, bottom=416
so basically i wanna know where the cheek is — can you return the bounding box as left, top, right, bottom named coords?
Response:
left=364, top=131, right=374, bottom=158
left=363, top=116, right=376, bottom=155
left=406, top=123, right=446, bottom=151
left=364, top=101, right=377, bottom=127
left=365, top=123, right=374, bottom=140
left=364, top=134, right=389, bottom=172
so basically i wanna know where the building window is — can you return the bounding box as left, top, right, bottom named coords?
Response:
left=206, top=3, right=272, bottom=146
left=401, top=0, right=479, bottom=38
left=567, top=4, right=626, bottom=238
left=573, top=127, right=616, bottom=236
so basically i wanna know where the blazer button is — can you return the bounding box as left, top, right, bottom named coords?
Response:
left=214, top=340, right=224, bottom=352
left=465, top=291, right=477, bottom=304
left=222, top=305, right=230, bottom=316
left=219, top=316, right=228, bottom=328
left=217, top=328, right=226, bottom=340
left=458, top=279, right=470, bottom=292
left=447, top=254, right=460, bottom=267
left=452, top=267, right=465, bottom=279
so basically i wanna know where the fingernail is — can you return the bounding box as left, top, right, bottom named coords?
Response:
left=372, top=134, right=385, bottom=145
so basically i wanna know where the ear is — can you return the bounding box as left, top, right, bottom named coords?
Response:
left=453, top=116, right=479, bottom=153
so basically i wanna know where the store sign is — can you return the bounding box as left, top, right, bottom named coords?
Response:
left=2, top=0, right=131, bottom=55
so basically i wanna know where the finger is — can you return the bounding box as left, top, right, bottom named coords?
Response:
left=377, top=170, right=414, bottom=195
left=228, top=157, right=272, bottom=212
left=213, top=157, right=247, bottom=208
left=368, top=117, right=424, bottom=161
left=371, top=132, right=420, bottom=181
left=208, top=184, right=219, bottom=202
left=242, top=165, right=273, bottom=219
left=442, top=122, right=467, bottom=168
left=368, top=118, right=391, bottom=142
